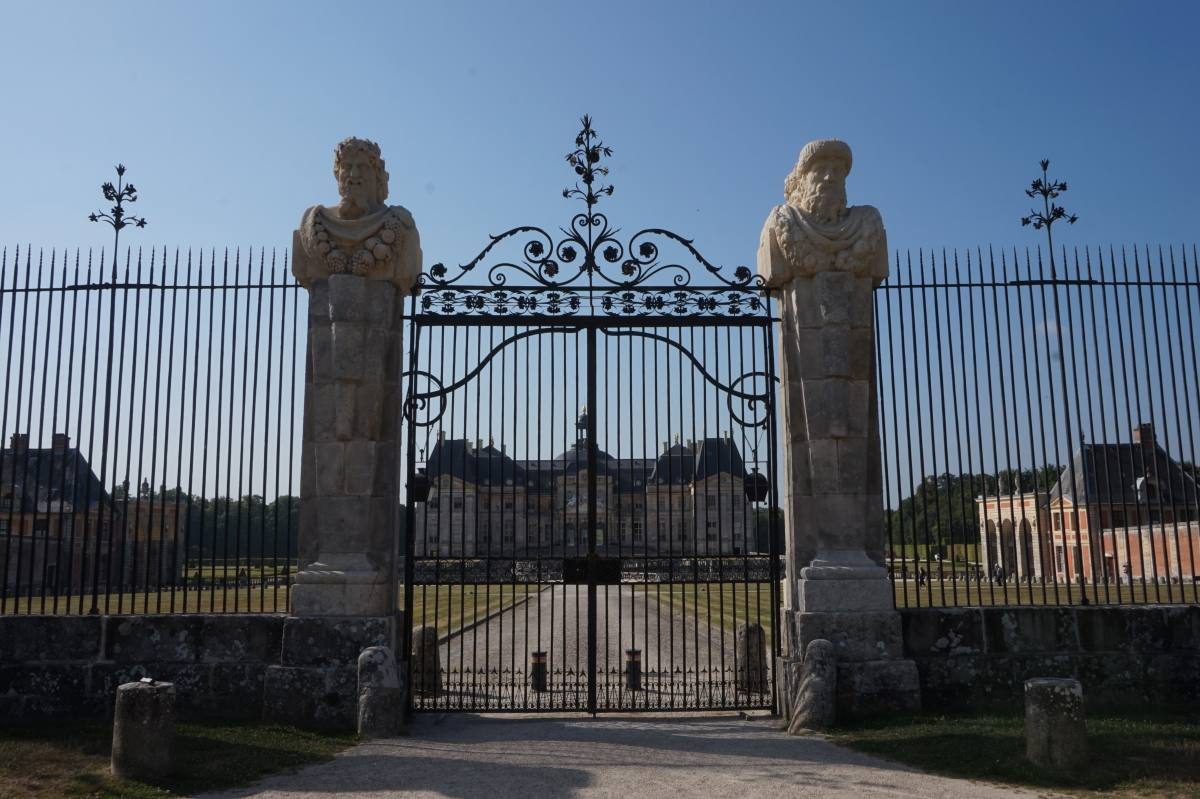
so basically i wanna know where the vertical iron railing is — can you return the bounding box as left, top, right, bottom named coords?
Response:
left=877, top=244, right=1200, bottom=607
left=0, top=246, right=305, bottom=615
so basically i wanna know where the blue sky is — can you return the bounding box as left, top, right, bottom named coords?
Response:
left=2, top=1, right=1199, bottom=510
left=3, top=1, right=1199, bottom=261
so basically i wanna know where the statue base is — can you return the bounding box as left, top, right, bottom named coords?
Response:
left=290, top=560, right=391, bottom=617
left=781, top=551, right=920, bottom=721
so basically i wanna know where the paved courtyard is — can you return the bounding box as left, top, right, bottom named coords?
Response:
left=201, top=713, right=1043, bottom=799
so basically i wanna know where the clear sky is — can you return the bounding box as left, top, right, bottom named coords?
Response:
left=3, top=1, right=1199, bottom=261
left=2, top=1, right=1199, bottom=513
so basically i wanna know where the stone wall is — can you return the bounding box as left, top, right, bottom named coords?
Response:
left=901, top=605, right=1200, bottom=710
left=0, top=614, right=395, bottom=729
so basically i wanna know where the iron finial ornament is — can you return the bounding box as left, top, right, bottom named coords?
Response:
left=419, top=115, right=763, bottom=317
left=89, top=163, right=148, bottom=266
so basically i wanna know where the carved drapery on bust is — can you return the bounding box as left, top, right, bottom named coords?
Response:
left=757, top=139, right=890, bottom=605
left=292, top=137, right=421, bottom=292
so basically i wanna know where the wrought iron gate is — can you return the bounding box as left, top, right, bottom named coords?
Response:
left=402, top=117, right=781, bottom=713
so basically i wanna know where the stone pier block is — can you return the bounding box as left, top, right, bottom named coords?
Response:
left=1025, top=677, right=1087, bottom=772
left=111, top=680, right=176, bottom=781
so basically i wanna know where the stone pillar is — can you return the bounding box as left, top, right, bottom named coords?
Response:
left=1025, top=677, right=1087, bottom=772
left=288, top=137, right=420, bottom=618
left=111, top=679, right=176, bottom=781
left=758, top=139, right=919, bottom=720
left=290, top=274, right=404, bottom=616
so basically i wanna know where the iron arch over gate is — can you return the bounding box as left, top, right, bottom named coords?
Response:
left=401, top=117, right=782, bottom=714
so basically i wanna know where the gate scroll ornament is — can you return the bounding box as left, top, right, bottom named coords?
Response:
left=415, top=114, right=766, bottom=318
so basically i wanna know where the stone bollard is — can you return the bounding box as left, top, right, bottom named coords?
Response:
left=1025, top=678, right=1087, bottom=772
left=788, top=638, right=837, bottom=734
left=411, top=625, right=441, bottom=695
left=358, top=646, right=404, bottom=738
left=111, top=679, right=176, bottom=781
left=735, top=622, right=768, bottom=694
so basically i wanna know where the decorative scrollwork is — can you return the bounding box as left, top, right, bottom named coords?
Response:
left=402, top=369, right=449, bottom=427
left=727, top=371, right=774, bottom=430
left=415, top=115, right=767, bottom=315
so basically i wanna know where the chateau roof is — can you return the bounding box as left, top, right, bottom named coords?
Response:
left=1050, top=439, right=1199, bottom=507
left=0, top=438, right=109, bottom=512
left=425, top=436, right=746, bottom=489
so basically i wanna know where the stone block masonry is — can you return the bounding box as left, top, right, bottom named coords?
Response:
left=0, top=613, right=397, bottom=730
left=900, top=604, right=1200, bottom=709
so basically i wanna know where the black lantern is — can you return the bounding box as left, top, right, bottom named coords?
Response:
left=409, top=471, right=431, bottom=503
left=744, top=469, right=768, bottom=502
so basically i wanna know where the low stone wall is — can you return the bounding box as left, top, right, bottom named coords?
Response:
left=0, top=614, right=395, bottom=729
left=900, top=605, right=1200, bottom=710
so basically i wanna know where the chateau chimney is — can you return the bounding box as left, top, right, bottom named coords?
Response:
left=9, top=433, right=28, bottom=453
left=1133, top=423, right=1155, bottom=450
left=52, top=433, right=70, bottom=452
left=500, top=443, right=506, bottom=455
left=475, top=438, right=482, bottom=452
left=662, top=440, right=669, bottom=454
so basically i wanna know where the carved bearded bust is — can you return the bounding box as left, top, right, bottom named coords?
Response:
left=293, top=137, right=421, bottom=292
left=757, top=139, right=887, bottom=287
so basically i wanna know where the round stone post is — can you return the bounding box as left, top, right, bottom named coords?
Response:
left=411, top=625, right=441, bottom=695
left=111, top=679, right=176, bottom=781
left=758, top=139, right=919, bottom=719
left=1025, top=678, right=1087, bottom=772
left=289, top=137, right=421, bottom=618
left=735, top=622, right=768, bottom=694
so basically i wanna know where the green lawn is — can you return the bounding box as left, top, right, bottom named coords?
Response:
left=830, top=709, right=1200, bottom=798
left=5, top=583, right=532, bottom=637
left=893, top=580, right=1199, bottom=608
left=0, top=719, right=354, bottom=799
left=637, top=583, right=777, bottom=640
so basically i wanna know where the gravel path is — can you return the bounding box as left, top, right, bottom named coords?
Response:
left=200, top=712, right=1047, bottom=799
left=422, top=585, right=755, bottom=711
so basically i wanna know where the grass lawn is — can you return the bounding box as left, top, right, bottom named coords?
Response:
left=0, top=718, right=355, bottom=799
left=893, top=580, right=1199, bottom=608
left=830, top=709, right=1200, bottom=798
left=636, top=583, right=777, bottom=640
left=406, top=584, right=539, bottom=636
left=6, top=584, right=530, bottom=641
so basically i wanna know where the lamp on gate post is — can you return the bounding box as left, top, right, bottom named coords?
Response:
left=1020, top=159, right=1088, bottom=604
left=86, top=165, right=148, bottom=614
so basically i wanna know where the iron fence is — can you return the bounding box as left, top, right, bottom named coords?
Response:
left=876, top=244, right=1200, bottom=607
left=4, top=239, right=1198, bottom=616
left=0, top=246, right=304, bottom=615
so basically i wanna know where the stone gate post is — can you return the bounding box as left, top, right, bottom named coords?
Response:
left=758, top=139, right=919, bottom=722
left=288, top=137, right=421, bottom=617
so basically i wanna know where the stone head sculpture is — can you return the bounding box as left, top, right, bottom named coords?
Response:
left=334, top=137, right=390, bottom=217
left=783, top=139, right=853, bottom=224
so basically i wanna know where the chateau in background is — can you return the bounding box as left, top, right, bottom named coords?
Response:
left=1, top=433, right=185, bottom=594
left=977, top=423, right=1200, bottom=584
left=413, top=410, right=756, bottom=557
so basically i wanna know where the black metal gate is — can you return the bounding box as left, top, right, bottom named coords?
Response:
left=402, top=118, right=781, bottom=713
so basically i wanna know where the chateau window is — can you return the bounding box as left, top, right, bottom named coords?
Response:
left=632, top=522, right=642, bottom=542
left=452, top=498, right=464, bottom=510
left=503, top=500, right=514, bottom=510
left=33, top=519, right=49, bottom=538
left=706, top=495, right=717, bottom=508
left=1054, top=514, right=1062, bottom=531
